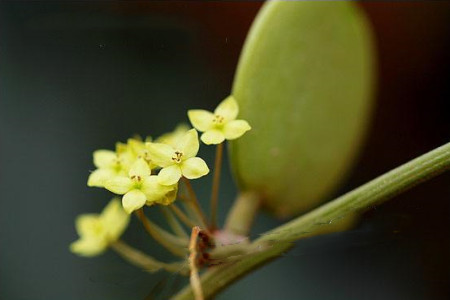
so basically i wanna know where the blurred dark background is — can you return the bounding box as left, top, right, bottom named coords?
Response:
left=0, top=1, right=449, bottom=300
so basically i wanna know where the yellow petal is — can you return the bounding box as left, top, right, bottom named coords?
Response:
left=176, top=129, right=199, bottom=158
left=93, top=150, right=116, bottom=168
left=70, top=237, right=107, bottom=257
left=105, top=176, right=133, bottom=194
left=187, top=109, right=214, bottom=132
left=223, top=120, right=251, bottom=140
left=122, top=189, right=146, bottom=214
left=100, top=198, right=130, bottom=241
left=141, top=176, right=177, bottom=203
left=180, top=157, right=209, bottom=179
left=214, top=95, right=238, bottom=122
left=87, top=169, right=116, bottom=187
left=155, top=186, right=178, bottom=206
left=200, top=130, right=225, bottom=145
left=128, top=159, right=151, bottom=178
left=75, top=214, right=100, bottom=237
left=146, top=142, right=175, bottom=168
left=155, top=123, right=190, bottom=147
left=158, top=165, right=182, bottom=185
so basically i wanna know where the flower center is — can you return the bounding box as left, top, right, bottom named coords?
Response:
left=212, top=114, right=225, bottom=125
left=130, top=175, right=142, bottom=182
left=172, top=150, right=183, bottom=163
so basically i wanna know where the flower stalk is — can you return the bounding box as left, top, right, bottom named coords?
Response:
left=209, top=142, right=224, bottom=230
left=136, top=208, right=188, bottom=257
left=111, top=240, right=188, bottom=274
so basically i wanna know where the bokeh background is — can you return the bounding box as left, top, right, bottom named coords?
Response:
left=1, top=2, right=449, bottom=299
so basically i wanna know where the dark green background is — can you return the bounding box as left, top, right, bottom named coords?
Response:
left=1, top=2, right=449, bottom=299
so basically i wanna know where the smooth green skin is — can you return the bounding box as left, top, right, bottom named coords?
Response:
left=230, top=1, right=375, bottom=218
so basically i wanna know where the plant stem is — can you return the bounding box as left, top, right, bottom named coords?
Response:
left=182, top=177, right=209, bottom=230
left=170, top=203, right=199, bottom=229
left=136, top=208, right=188, bottom=257
left=224, top=191, right=260, bottom=236
left=173, top=142, right=450, bottom=299
left=188, top=226, right=204, bottom=300
left=160, top=206, right=188, bottom=238
left=210, top=142, right=224, bottom=230
left=111, top=240, right=188, bottom=275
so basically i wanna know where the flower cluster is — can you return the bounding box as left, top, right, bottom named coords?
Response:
left=71, top=95, right=250, bottom=258
left=87, top=126, right=208, bottom=214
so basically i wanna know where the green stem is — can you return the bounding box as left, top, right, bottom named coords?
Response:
left=182, top=177, right=209, bottom=230
left=160, top=206, right=188, bottom=238
left=224, top=191, right=261, bottom=236
left=111, top=240, right=189, bottom=275
left=173, top=142, right=450, bottom=299
left=210, top=142, right=224, bottom=230
left=136, top=209, right=188, bottom=258
left=170, top=203, right=198, bottom=229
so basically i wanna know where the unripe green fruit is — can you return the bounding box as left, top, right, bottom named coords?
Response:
left=229, top=1, right=375, bottom=218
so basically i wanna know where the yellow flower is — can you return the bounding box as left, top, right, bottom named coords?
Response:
left=146, top=129, right=209, bottom=185
left=87, top=150, right=133, bottom=188
left=188, top=95, right=251, bottom=145
left=119, top=138, right=157, bottom=169
left=155, top=123, right=190, bottom=148
left=105, top=158, right=177, bottom=213
left=70, top=198, right=130, bottom=257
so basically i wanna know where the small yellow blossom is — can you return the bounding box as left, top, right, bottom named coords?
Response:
left=188, top=95, right=251, bottom=145
left=70, top=198, right=130, bottom=257
left=155, top=123, right=190, bottom=148
left=87, top=150, right=133, bottom=188
left=146, top=129, right=209, bottom=185
left=105, top=158, right=177, bottom=213
left=119, top=138, right=157, bottom=169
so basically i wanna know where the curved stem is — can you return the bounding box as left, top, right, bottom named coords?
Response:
left=170, top=203, right=199, bottom=229
left=111, top=240, right=188, bottom=275
left=160, top=206, right=188, bottom=238
left=188, top=226, right=204, bottom=300
left=173, top=142, right=450, bottom=299
left=210, top=142, right=224, bottom=230
left=224, top=191, right=260, bottom=236
left=182, top=177, right=209, bottom=230
left=136, top=208, right=188, bottom=258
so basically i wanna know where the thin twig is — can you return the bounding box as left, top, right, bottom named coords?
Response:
left=136, top=208, right=188, bottom=257
left=210, top=142, right=224, bottom=230
left=189, top=226, right=204, bottom=300
left=160, top=206, right=188, bottom=238
left=170, top=203, right=198, bottom=229
left=182, top=177, right=209, bottom=230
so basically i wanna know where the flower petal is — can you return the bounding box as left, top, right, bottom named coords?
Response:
left=176, top=129, right=199, bottom=158
left=200, top=130, right=225, bottom=145
left=155, top=187, right=178, bottom=206
left=128, top=159, right=151, bottom=178
left=214, top=96, right=238, bottom=122
left=105, top=176, right=133, bottom=194
left=122, top=189, right=147, bottom=214
left=223, top=120, right=251, bottom=140
left=146, top=142, right=175, bottom=168
left=141, top=176, right=177, bottom=203
left=158, top=165, right=182, bottom=185
left=87, top=168, right=116, bottom=187
left=156, top=123, right=190, bottom=147
left=75, top=214, right=100, bottom=237
left=93, top=150, right=116, bottom=168
left=181, top=157, right=209, bottom=179
left=70, top=237, right=108, bottom=257
left=187, top=109, right=214, bottom=132
left=100, top=198, right=130, bottom=240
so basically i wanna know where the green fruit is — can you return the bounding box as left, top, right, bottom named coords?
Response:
left=230, top=1, right=375, bottom=218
